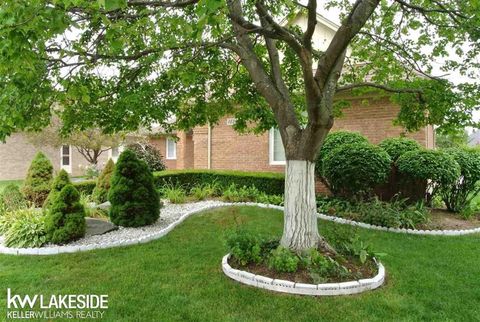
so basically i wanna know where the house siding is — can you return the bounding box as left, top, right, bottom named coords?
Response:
left=0, top=133, right=110, bottom=180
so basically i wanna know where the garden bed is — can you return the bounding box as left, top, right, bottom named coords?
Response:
left=222, top=254, right=385, bottom=296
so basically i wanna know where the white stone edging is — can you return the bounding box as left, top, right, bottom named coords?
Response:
left=222, top=254, right=385, bottom=296
left=315, top=212, right=480, bottom=236
left=1, top=201, right=478, bottom=256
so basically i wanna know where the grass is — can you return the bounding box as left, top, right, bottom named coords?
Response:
left=0, top=180, right=22, bottom=193
left=0, top=206, right=479, bottom=321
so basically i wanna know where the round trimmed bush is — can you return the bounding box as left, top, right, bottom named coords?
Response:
left=126, top=143, right=166, bottom=172
left=44, top=169, right=71, bottom=209
left=45, top=184, right=86, bottom=244
left=108, top=150, right=160, bottom=227
left=92, top=159, right=115, bottom=203
left=323, top=143, right=391, bottom=198
left=397, top=149, right=460, bottom=196
left=0, top=184, right=26, bottom=212
left=439, top=148, right=480, bottom=212
left=22, top=152, right=54, bottom=206
left=315, top=131, right=369, bottom=177
left=378, top=137, right=422, bottom=162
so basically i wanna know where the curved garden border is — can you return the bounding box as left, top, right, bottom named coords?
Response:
left=0, top=202, right=479, bottom=256
left=222, top=254, right=385, bottom=296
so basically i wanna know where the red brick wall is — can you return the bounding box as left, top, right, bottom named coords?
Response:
left=149, top=137, right=177, bottom=169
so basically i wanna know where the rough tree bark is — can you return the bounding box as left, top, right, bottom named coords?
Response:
left=280, top=160, right=319, bottom=251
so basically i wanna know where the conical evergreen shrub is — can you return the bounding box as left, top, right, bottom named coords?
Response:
left=44, top=169, right=71, bottom=209
left=92, top=159, right=115, bottom=204
left=108, top=150, right=160, bottom=227
left=45, top=184, right=86, bottom=244
left=22, top=152, right=54, bottom=206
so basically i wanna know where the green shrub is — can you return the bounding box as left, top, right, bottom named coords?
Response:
left=109, top=150, right=160, bottom=227
left=0, top=184, right=27, bottom=212
left=378, top=137, right=422, bottom=162
left=43, top=169, right=71, bottom=209
left=268, top=246, right=299, bottom=273
left=439, top=148, right=480, bottom=212
left=317, top=196, right=429, bottom=229
left=397, top=149, right=460, bottom=198
left=225, top=229, right=262, bottom=265
left=84, top=164, right=100, bottom=179
left=72, top=180, right=96, bottom=195
left=315, top=131, right=369, bottom=177
left=160, top=184, right=187, bottom=204
left=22, top=152, right=54, bottom=206
left=127, top=143, right=166, bottom=172
left=256, top=193, right=284, bottom=206
left=222, top=184, right=261, bottom=202
left=3, top=208, right=47, bottom=248
left=190, top=184, right=217, bottom=201
left=45, top=184, right=86, bottom=244
left=323, top=143, right=391, bottom=199
left=92, top=159, right=115, bottom=203
left=153, top=170, right=284, bottom=195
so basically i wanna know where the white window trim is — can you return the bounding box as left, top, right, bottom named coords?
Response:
left=60, top=145, right=72, bottom=173
left=269, top=128, right=286, bottom=166
left=166, top=137, right=177, bottom=160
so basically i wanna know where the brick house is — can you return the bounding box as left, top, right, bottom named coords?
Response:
left=149, top=12, right=435, bottom=174
left=150, top=96, right=435, bottom=174
left=0, top=133, right=112, bottom=180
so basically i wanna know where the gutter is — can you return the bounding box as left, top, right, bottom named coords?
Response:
left=207, top=123, right=212, bottom=169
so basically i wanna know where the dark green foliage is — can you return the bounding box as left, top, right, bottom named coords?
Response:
left=44, top=169, right=70, bottom=209
left=108, top=150, right=160, bottom=227
left=315, top=131, right=369, bottom=177
left=45, top=184, right=86, bottom=244
left=72, top=180, right=96, bottom=195
left=92, top=159, right=115, bottom=203
left=225, top=229, right=262, bottom=265
left=323, top=143, right=391, bottom=199
left=378, top=137, right=422, bottom=162
left=127, top=143, right=166, bottom=172
left=268, top=246, right=300, bottom=273
left=0, top=184, right=27, bottom=212
left=22, top=152, right=53, bottom=206
left=316, top=196, right=429, bottom=229
left=154, top=169, right=285, bottom=195
left=439, top=148, right=480, bottom=212
left=397, top=149, right=460, bottom=197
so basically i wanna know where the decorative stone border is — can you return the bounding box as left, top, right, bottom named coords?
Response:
left=222, top=254, right=385, bottom=296
left=315, top=212, right=480, bottom=236
left=1, top=201, right=479, bottom=256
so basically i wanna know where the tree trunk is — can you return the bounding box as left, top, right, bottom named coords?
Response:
left=280, top=160, right=320, bottom=253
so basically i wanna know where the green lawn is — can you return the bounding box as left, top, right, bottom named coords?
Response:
left=1, top=206, right=479, bottom=321
left=0, top=180, right=22, bottom=193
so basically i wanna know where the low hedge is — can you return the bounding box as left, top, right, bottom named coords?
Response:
left=153, top=170, right=285, bottom=195
left=73, top=180, right=96, bottom=195
left=72, top=170, right=285, bottom=196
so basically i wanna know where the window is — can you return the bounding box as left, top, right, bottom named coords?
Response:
left=60, top=145, right=72, bottom=173
left=269, top=128, right=286, bottom=165
left=166, top=137, right=177, bottom=160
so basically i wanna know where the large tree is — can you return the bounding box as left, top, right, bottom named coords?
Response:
left=1, top=0, right=479, bottom=252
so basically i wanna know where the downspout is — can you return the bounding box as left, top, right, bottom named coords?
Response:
left=207, top=123, right=212, bottom=169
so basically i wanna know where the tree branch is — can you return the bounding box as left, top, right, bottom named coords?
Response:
left=303, top=0, right=317, bottom=50
left=316, top=0, right=380, bottom=89
left=336, top=82, right=423, bottom=95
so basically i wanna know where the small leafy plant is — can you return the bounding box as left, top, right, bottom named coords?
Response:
left=3, top=208, right=47, bottom=248
left=161, top=184, right=187, bottom=204
left=225, top=228, right=262, bottom=265
left=267, top=246, right=300, bottom=273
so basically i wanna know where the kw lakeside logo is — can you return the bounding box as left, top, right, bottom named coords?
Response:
left=6, top=288, right=108, bottom=319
